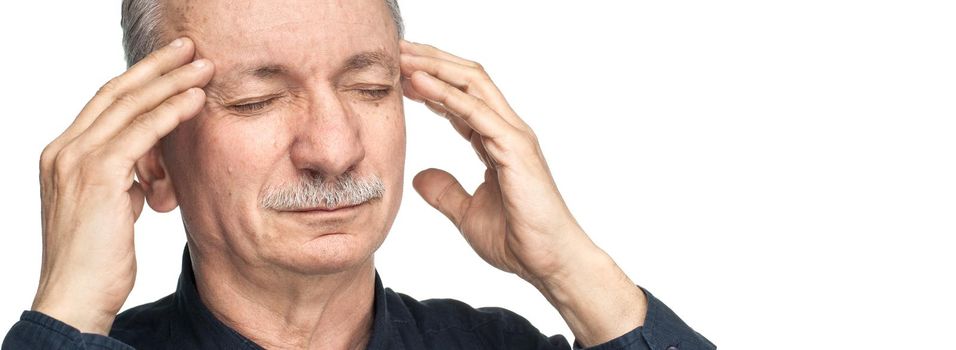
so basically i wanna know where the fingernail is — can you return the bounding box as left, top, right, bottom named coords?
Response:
left=169, top=38, right=184, bottom=48
left=191, top=59, right=207, bottom=68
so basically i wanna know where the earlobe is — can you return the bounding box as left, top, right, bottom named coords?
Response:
left=134, top=145, right=179, bottom=213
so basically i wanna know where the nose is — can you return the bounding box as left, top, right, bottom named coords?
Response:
left=289, top=89, right=366, bottom=179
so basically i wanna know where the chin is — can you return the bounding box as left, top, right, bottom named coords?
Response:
left=258, top=192, right=400, bottom=275
left=277, top=231, right=380, bottom=275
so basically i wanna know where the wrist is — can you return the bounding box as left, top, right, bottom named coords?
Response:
left=531, top=245, right=617, bottom=305
left=530, top=242, right=648, bottom=347
left=33, top=285, right=119, bottom=335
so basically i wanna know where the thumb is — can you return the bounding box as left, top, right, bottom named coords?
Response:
left=128, top=180, right=147, bottom=221
left=413, top=168, right=471, bottom=229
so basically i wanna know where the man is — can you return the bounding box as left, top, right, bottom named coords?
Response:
left=3, top=0, right=714, bottom=349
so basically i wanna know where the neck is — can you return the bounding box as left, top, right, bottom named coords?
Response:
left=189, top=247, right=377, bottom=350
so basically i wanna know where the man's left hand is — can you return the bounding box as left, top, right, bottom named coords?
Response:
left=400, top=40, right=593, bottom=284
left=400, top=40, right=647, bottom=347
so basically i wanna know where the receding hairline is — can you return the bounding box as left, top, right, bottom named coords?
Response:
left=122, top=0, right=404, bottom=67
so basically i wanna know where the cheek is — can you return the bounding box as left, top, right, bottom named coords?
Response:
left=353, top=96, right=406, bottom=168
left=190, top=114, right=288, bottom=203
left=349, top=97, right=406, bottom=216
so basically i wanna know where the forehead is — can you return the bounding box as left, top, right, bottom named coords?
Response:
left=166, top=0, right=398, bottom=77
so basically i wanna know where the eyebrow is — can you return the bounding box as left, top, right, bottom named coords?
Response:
left=210, top=50, right=398, bottom=92
left=336, top=50, right=397, bottom=78
left=249, top=65, right=287, bottom=79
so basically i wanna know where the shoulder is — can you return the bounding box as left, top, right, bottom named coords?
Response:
left=385, top=288, right=570, bottom=349
left=393, top=291, right=531, bottom=333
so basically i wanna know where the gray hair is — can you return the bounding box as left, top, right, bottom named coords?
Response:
left=121, top=0, right=404, bottom=68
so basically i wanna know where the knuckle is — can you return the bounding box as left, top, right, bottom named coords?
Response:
left=467, top=64, right=492, bottom=87
left=479, top=71, right=493, bottom=83
left=468, top=104, right=484, bottom=119
left=96, top=78, right=123, bottom=97
left=501, top=128, right=529, bottom=146
left=525, top=129, right=540, bottom=145
left=128, top=113, right=151, bottom=132
left=155, top=95, right=193, bottom=121
left=39, top=144, right=58, bottom=172
left=130, top=113, right=163, bottom=141
left=437, top=84, right=455, bottom=102
left=114, top=92, right=141, bottom=109
left=52, top=147, right=80, bottom=176
left=521, top=135, right=541, bottom=155
left=467, top=67, right=490, bottom=84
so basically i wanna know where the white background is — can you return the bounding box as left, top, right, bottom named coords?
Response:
left=1, top=1, right=955, bottom=349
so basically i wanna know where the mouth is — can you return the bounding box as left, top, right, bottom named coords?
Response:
left=283, top=201, right=366, bottom=214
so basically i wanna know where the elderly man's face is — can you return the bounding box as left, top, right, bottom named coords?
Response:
left=159, top=0, right=405, bottom=274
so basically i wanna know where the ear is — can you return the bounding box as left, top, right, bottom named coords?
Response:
left=134, top=144, right=179, bottom=213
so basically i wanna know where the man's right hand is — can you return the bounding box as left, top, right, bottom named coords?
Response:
left=30, top=37, right=214, bottom=335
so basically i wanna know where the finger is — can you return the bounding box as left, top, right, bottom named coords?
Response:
left=401, top=40, right=476, bottom=67
left=470, top=132, right=496, bottom=169
left=424, top=100, right=474, bottom=140
left=407, top=76, right=475, bottom=141
left=75, top=58, right=213, bottom=148
left=401, top=76, right=426, bottom=102
left=103, top=87, right=206, bottom=166
left=423, top=100, right=494, bottom=168
left=401, top=54, right=520, bottom=124
left=401, top=54, right=473, bottom=89
left=59, top=37, right=197, bottom=145
left=413, top=168, right=471, bottom=229
left=409, top=71, right=517, bottom=140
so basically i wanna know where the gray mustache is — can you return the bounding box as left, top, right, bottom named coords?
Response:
left=259, top=172, right=385, bottom=210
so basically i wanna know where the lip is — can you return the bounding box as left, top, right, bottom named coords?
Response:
left=283, top=202, right=364, bottom=214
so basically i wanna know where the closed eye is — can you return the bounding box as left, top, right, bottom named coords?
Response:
left=356, top=88, right=392, bottom=100
left=230, top=98, right=275, bottom=113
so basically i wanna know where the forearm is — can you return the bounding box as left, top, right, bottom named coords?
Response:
left=532, top=243, right=647, bottom=348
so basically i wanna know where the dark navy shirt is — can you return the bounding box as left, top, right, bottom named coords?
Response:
left=3, top=248, right=715, bottom=349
